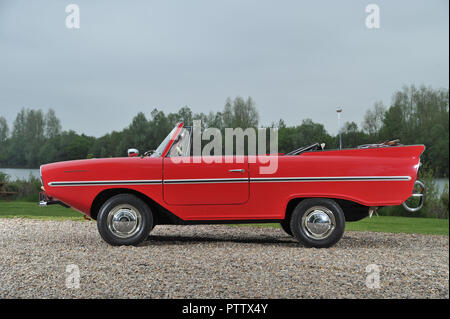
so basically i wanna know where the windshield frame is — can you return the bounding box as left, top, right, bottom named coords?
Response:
left=166, top=126, right=192, bottom=158
left=150, top=123, right=184, bottom=157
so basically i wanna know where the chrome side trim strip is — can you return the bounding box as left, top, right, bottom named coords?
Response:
left=48, top=180, right=162, bottom=186
left=250, top=176, right=412, bottom=182
left=48, top=176, right=411, bottom=186
left=163, top=178, right=248, bottom=184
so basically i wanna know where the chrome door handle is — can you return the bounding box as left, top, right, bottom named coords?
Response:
left=229, top=169, right=245, bottom=173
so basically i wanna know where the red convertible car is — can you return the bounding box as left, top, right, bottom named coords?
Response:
left=39, top=123, right=425, bottom=248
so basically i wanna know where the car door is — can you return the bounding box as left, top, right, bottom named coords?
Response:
left=163, top=155, right=249, bottom=205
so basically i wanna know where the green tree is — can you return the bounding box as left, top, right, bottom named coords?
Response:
left=362, top=101, right=386, bottom=136
left=222, top=96, right=259, bottom=128
left=0, top=116, right=8, bottom=143
left=379, top=85, right=449, bottom=176
left=1, top=87, right=447, bottom=178
left=9, top=108, right=45, bottom=167
left=341, top=122, right=369, bottom=148
left=44, top=109, right=62, bottom=138
left=278, top=119, right=334, bottom=153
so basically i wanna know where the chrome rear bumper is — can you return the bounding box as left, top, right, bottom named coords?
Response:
left=402, top=180, right=425, bottom=212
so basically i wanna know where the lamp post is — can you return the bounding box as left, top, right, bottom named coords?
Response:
left=337, top=107, right=342, bottom=149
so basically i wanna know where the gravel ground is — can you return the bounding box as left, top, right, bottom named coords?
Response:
left=0, top=218, right=448, bottom=299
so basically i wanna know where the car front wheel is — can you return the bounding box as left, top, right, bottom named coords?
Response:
left=290, top=198, right=345, bottom=248
left=97, top=194, right=153, bottom=246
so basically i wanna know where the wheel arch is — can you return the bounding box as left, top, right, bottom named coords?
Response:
left=90, top=188, right=171, bottom=224
left=284, top=197, right=370, bottom=222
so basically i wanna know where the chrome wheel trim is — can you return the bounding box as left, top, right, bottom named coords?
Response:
left=301, top=206, right=336, bottom=240
left=106, top=204, right=142, bottom=238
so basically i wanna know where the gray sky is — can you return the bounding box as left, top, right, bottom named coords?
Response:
left=0, top=0, right=448, bottom=137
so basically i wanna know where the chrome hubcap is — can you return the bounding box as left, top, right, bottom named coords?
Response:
left=301, top=206, right=335, bottom=240
left=107, top=204, right=142, bottom=238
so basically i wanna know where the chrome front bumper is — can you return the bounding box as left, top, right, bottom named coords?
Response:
left=38, top=191, right=70, bottom=208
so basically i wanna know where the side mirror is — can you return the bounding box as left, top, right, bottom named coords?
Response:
left=127, top=148, right=139, bottom=157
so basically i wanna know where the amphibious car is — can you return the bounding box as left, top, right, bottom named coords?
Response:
left=39, top=123, right=425, bottom=248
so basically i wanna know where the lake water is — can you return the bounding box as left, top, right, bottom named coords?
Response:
left=1, top=168, right=448, bottom=194
left=435, top=178, right=449, bottom=194
left=0, top=168, right=41, bottom=181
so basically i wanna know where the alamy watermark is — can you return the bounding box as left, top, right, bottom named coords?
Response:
left=365, top=4, right=380, bottom=29
left=65, top=4, right=380, bottom=30
left=365, top=264, right=381, bottom=289
left=168, top=120, right=279, bottom=174
left=65, top=4, right=80, bottom=29
left=65, top=264, right=80, bottom=289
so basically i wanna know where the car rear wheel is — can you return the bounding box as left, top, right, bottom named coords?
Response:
left=97, top=194, right=153, bottom=246
left=290, top=198, right=345, bottom=248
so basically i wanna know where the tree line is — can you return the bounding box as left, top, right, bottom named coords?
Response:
left=0, top=85, right=448, bottom=176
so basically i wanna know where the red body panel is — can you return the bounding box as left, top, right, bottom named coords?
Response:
left=163, top=156, right=249, bottom=205
left=41, top=144, right=424, bottom=221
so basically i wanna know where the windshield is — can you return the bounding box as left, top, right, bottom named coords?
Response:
left=150, top=126, right=179, bottom=157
